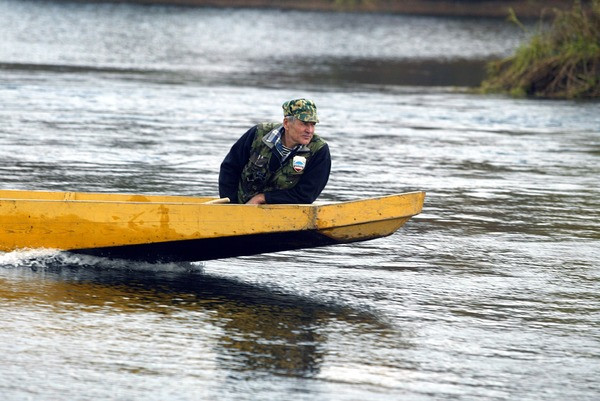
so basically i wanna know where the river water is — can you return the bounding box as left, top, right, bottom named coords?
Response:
left=1, top=1, right=599, bottom=400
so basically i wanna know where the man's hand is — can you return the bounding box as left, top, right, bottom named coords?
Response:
left=246, top=193, right=266, bottom=204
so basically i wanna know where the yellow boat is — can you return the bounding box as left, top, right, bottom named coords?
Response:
left=0, top=189, right=425, bottom=262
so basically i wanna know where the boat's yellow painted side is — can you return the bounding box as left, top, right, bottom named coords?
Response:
left=319, top=217, right=411, bottom=241
left=0, top=190, right=425, bottom=253
left=315, top=191, right=425, bottom=229
left=0, top=199, right=313, bottom=251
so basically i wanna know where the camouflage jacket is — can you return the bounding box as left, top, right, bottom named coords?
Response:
left=237, top=122, right=327, bottom=204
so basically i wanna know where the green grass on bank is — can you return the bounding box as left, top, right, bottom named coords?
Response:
left=481, top=0, right=600, bottom=99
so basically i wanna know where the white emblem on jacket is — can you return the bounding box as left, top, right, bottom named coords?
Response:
left=292, top=156, right=306, bottom=172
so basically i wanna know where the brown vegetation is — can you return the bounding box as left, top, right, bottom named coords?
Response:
left=93, top=0, right=579, bottom=18
left=481, top=0, right=600, bottom=99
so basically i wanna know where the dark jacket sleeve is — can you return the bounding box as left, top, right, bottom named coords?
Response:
left=264, top=143, right=331, bottom=204
left=219, top=126, right=257, bottom=203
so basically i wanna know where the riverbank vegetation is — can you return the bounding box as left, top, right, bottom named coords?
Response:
left=481, top=0, right=600, bottom=99
left=103, top=0, right=579, bottom=18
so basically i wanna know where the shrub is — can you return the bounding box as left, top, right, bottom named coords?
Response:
left=481, top=0, right=600, bottom=99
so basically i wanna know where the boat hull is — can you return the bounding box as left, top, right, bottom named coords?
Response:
left=0, top=189, right=425, bottom=262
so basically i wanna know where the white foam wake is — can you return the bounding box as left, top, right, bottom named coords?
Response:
left=0, top=248, right=205, bottom=273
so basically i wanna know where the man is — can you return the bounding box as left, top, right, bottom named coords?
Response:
left=219, top=98, right=331, bottom=204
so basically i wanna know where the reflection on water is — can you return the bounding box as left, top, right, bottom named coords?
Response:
left=0, top=0, right=527, bottom=91
left=264, top=57, right=489, bottom=87
left=1, top=253, right=398, bottom=383
left=1, top=1, right=599, bottom=400
left=0, top=57, right=489, bottom=87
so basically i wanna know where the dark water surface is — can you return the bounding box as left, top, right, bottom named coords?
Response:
left=1, top=1, right=599, bottom=400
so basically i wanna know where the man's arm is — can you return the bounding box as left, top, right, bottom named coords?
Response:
left=264, top=144, right=331, bottom=204
left=218, top=126, right=257, bottom=203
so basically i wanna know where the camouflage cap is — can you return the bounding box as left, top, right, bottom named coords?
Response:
left=282, top=98, right=319, bottom=123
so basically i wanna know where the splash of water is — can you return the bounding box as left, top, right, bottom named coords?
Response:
left=0, top=248, right=205, bottom=273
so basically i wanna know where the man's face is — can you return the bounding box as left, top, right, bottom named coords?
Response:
left=283, top=118, right=316, bottom=147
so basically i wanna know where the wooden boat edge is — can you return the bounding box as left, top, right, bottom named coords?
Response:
left=0, top=189, right=425, bottom=262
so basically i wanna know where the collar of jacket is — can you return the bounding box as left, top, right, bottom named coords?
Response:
left=262, top=125, right=311, bottom=153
